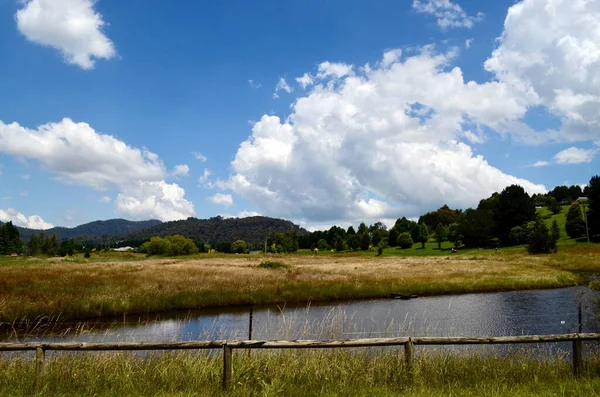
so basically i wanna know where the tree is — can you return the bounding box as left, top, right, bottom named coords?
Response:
left=27, top=233, right=41, bottom=256
left=587, top=175, right=600, bottom=238
left=397, top=232, right=413, bottom=249
left=495, top=185, right=536, bottom=245
left=360, top=232, right=371, bottom=251
left=459, top=208, right=495, bottom=248
left=372, top=229, right=383, bottom=246
left=346, top=226, right=356, bottom=235
left=509, top=226, right=528, bottom=246
left=317, top=239, right=330, bottom=250
left=565, top=202, right=586, bottom=239
left=528, top=219, right=551, bottom=254
left=447, top=223, right=462, bottom=249
left=550, top=220, right=560, bottom=251
left=417, top=223, right=429, bottom=249
left=231, top=240, right=247, bottom=254
left=357, top=222, right=369, bottom=235
left=394, top=217, right=416, bottom=234
left=388, top=228, right=399, bottom=247
left=547, top=197, right=561, bottom=215
left=549, top=185, right=571, bottom=204
left=346, top=234, right=360, bottom=251
left=568, top=185, right=583, bottom=201
left=434, top=224, right=448, bottom=249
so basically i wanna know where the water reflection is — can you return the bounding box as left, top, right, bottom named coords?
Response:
left=5, top=286, right=597, bottom=346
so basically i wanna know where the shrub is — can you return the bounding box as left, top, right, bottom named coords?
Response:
left=397, top=232, right=413, bottom=249
left=258, top=261, right=289, bottom=270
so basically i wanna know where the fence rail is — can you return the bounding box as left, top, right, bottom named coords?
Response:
left=2, top=333, right=599, bottom=392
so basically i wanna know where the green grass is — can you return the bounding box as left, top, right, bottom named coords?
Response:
left=1, top=349, right=599, bottom=396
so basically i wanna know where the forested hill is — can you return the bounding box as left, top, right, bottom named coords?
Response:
left=14, top=219, right=163, bottom=241
left=113, top=216, right=308, bottom=246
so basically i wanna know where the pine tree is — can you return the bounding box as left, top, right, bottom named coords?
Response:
left=565, top=202, right=586, bottom=239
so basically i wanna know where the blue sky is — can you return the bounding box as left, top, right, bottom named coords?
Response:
left=0, top=0, right=599, bottom=230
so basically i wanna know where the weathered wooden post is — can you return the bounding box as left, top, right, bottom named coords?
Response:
left=404, top=339, right=414, bottom=382
left=578, top=303, right=583, bottom=333
left=35, top=346, right=45, bottom=392
left=223, top=344, right=233, bottom=391
left=248, top=308, right=253, bottom=340
left=573, top=337, right=583, bottom=378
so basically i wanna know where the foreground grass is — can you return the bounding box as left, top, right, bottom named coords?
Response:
left=1, top=349, right=599, bottom=396
left=2, top=244, right=598, bottom=323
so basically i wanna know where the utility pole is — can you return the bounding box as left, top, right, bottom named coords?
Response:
left=577, top=197, right=590, bottom=243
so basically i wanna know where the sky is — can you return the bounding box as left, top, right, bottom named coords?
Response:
left=0, top=0, right=599, bottom=231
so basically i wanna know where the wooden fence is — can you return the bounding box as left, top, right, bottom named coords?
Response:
left=1, top=333, right=599, bottom=392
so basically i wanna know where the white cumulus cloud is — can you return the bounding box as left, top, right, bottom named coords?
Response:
left=16, top=0, right=116, bottom=70
left=208, top=193, right=233, bottom=207
left=228, top=48, right=545, bottom=225
left=100, top=196, right=112, bottom=203
left=485, top=0, right=600, bottom=142
left=0, top=208, right=54, bottom=229
left=296, top=73, right=314, bottom=89
left=413, top=0, right=484, bottom=30
left=192, top=152, right=207, bottom=162
left=0, top=118, right=194, bottom=221
left=554, top=147, right=597, bottom=164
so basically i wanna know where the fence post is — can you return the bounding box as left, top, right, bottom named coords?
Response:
left=223, top=344, right=233, bottom=391
left=35, top=346, right=45, bottom=392
left=573, top=337, right=583, bottom=378
left=404, top=339, right=414, bottom=381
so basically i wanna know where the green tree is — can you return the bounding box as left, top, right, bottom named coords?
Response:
left=231, top=239, right=247, bottom=254
left=394, top=217, right=416, bottom=234
left=140, top=237, right=169, bottom=255
left=496, top=185, right=536, bottom=245
left=434, top=224, right=448, bottom=249
left=417, top=223, right=429, bottom=249
left=550, top=220, right=560, bottom=251
left=547, top=197, right=561, bottom=215
left=359, top=232, right=371, bottom=251
left=459, top=208, right=495, bottom=248
left=397, top=232, right=413, bottom=249
left=27, top=233, right=42, bottom=256
left=565, top=202, right=586, bottom=239
left=528, top=219, right=551, bottom=254
left=447, top=223, right=462, bottom=249
left=346, top=226, right=356, bottom=235
left=388, top=228, right=399, bottom=247
left=509, top=226, right=528, bottom=246
left=587, top=175, right=600, bottom=238
left=317, top=239, right=330, bottom=250
left=372, top=229, right=382, bottom=246
left=346, top=234, right=360, bottom=251
left=357, top=222, right=369, bottom=235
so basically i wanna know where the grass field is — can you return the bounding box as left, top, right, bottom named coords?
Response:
left=1, top=243, right=599, bottom=323
left=1, top=349, right=599, bottom=396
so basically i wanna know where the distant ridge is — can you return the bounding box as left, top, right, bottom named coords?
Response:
left=113, top=216, right=308, bottom=245
left=6, top=216, right=307, bottom=245
left=14, top=219, right=163, bottom=241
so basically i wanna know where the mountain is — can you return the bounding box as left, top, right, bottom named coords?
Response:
left=15, top=219, right=163, bottom=241
left=104, top=216, right=308, bottom=246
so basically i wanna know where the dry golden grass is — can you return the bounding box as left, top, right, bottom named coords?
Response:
left=1, top=247, right=594, bottom=323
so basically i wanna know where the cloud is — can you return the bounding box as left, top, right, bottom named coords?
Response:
left=296, top=73, right=314, bottom=89
left=16, top=0, right=116, bottom=70
left=248, top=80, right=262, bottom=89
left=192, top=152, right=207, bottom=162
left=0, top=208, right=54, bottom=229
left=219, top=210, right=261, bottom=219
left=531, top=160, right=550, bottom=167
left=0, top=118, right=194, bottom=221
left=485, top=0, right=600, bottom=142
left=20, top=191, right=28, bottom=197
left=116, top=181, right=195, bottom=221
left=412, top=0, right=484, bottom=30
left=100, top=195, right=112, bottom=203
left=21, top=174, right=31, bottom=180
left=465, top=39, right=473, bottom=49
left=554, top=147, right=597, bottom=164
left=379, top=49, right=403, bottom=69
left=227, top=48, right=545, bottom=225
left=273, top=77, right=293, bottom=98
left=316, top=62, right=354, bottom=80
left=171, top=164, right=190, bottom=177
left=208, top=193, right=233, bottom=207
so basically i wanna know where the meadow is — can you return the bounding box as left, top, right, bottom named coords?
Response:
left=1, top=348, right=599, bottom=396
left=1, top=243, right=598, bottom=324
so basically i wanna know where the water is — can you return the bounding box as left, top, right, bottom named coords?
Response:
left=7, top=286, right=599, bottom=345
